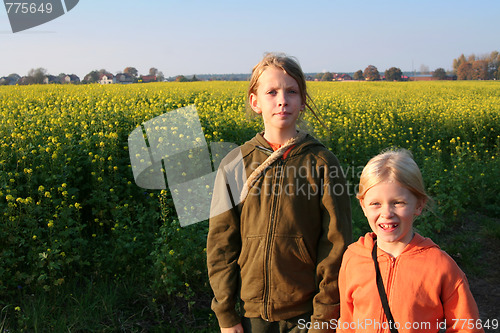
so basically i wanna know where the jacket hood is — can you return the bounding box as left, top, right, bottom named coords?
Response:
left=348, top=232, right=439, bottom=258
left=242, top=131, right=326, bottom=158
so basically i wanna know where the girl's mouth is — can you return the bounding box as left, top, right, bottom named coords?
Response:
left=379, top=223, right=399, bottom=231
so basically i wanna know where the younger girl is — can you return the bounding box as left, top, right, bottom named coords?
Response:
left=338, top=149, right=482, bottom=333
left=207, top=53, right=352, bottom=333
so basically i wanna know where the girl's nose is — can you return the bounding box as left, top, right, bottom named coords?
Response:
left=278, top=93, right=288, bottom=107
left=380, top=205, right=394, bottom=219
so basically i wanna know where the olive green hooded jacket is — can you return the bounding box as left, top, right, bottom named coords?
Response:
left=207, top=132, right=352, bottom=330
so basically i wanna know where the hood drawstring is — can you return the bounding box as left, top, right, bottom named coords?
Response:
left=239, top=131, right=307, bottom=203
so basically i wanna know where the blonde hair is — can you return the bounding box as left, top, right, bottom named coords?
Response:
left=357, top=149, right=430, bottom=204
left=247, top=52, right=324, bottom=127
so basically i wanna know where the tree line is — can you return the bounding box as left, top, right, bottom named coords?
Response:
left=1, top=51, right=499, bottom=85
left=0, top=66, right=165, bottom=85
left=314, top=50, right=500, bottom=82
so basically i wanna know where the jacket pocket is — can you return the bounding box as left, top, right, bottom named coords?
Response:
left=238, top=235, right=265, bottom=301
left=270, top=235, right=316, bottom=303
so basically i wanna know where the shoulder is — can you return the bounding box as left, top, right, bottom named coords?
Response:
left=427, top=247, right=466, bottom=277
left=408, top=239, right=467, bottom=285
left=342, top=235, right=373, bottom=266
left=301, top=135, right=341, bottom=165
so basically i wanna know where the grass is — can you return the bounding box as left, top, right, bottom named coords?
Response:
left=1, top=275, right=218, bottom=332
left=3, top=212, right=496, bottom=332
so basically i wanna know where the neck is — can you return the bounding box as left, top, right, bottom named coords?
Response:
left=263, top=127, right=298, bottom=145
left=377, top=232, right=415, bottom=258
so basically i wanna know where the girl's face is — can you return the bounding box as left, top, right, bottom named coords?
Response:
left=360, top=181, right=424, bottom=257
left=249, top=67, right=304, bottom=140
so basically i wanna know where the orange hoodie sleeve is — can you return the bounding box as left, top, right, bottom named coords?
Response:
left=440, top=263, right=483, bottom=333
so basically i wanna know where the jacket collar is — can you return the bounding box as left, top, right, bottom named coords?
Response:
left=349, top=232, right=439, bottom=258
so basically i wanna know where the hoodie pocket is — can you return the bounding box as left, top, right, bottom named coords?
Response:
left=238, top=235, right=265, bottom=301
left=271, top=235, right=316, bottom=303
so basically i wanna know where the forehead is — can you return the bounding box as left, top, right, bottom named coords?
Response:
left=364, top=181, right=415, bottom=199
left=257, top=67, right=299, bottom=88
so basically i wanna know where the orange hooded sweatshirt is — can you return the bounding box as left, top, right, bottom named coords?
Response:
left=338, top=232, right=483, bottom=333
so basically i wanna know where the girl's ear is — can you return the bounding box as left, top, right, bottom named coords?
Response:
left=249, top=93, right=261, bottom=114
left=359, top=198, right=368, bottom=216
left=414, top=198, right=426, bottom=216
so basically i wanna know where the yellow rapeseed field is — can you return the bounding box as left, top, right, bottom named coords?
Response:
left=0, top=80, right=498, bottom=298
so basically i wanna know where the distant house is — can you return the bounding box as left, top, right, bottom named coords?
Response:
left=0, top=74, right=21, bottom=85
left=409, top=74, right=436, bottom=81
left=139, top=75, right=157, bottom=83
left=116, top=73, right=135, bottom=84
left=333, top=73, right=353, bottom=81
left=43, top=75, right=59, bottom=84
left=99, top=73, right=115, bottom=84
left=61, top=74, right=80, bottom=84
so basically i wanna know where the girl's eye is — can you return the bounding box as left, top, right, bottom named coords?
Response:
left=288, top=89, right=298, bottom=94
left=369, top=202, right=381, bottom=207
left=266, top=90, right=277, bottom=95
left=394, top=201, right=406, bottom=206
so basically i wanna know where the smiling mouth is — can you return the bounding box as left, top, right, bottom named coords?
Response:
left=379, top=223, right=399, bottom=231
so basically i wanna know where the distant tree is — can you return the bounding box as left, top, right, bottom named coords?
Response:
left=124, top=67, right=138, bottom=77
left=353, top=70, right=364, bottom=80
left=321, top=72, right=333, bottom=81
left=0, top=73, right=20, bottom=85
left=364, top=65, right=380, bottom=81
left=156, top=71, right=165, bottom=82
left=314, top=73, right=323, bottom=81
left=453, top=54, right=467, bottom=75
left=471, top=60, right=488, bottom=80
left=487, top=51, right=500, bottom=79
left=191, top=75, right=200, bottom=82
left=419, top=64, right=430, bottom=75
left=27, top=68, right=47, bottom=84
left=84, top=70, right=100, bottom=83
left=8, top=73, right=21, bottom=81
left=58, top=73, right=67, bottom=84
left=432, top=68, right=448, bottom=80
left=385, top=67, right=403, bottom=81
left=149, top=67, right=158, bottom=76
left=457, top=62, right=473, bottom=80
left=175, top=75, right=189, bottom=82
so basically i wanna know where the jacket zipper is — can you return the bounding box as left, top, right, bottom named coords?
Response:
left=263, top=159, right=284, bottom=320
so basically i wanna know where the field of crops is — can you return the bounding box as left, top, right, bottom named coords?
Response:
left=1, top=81, right=499, bottom=330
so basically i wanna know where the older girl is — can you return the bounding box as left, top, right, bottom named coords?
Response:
left=207, top=53, right=352, bottom=333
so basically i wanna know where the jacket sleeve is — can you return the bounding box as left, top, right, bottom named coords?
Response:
left=442, top=267, right=484, bottom=333
left=206, top=165, right=242, bottom=328
left=310, top=155, right=352, bottom=332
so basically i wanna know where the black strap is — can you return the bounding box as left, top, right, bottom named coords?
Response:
left=372, top=243, right=399, bottom=333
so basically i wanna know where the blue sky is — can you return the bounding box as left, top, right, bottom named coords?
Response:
left=1, top=0, right=498, bottom=78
